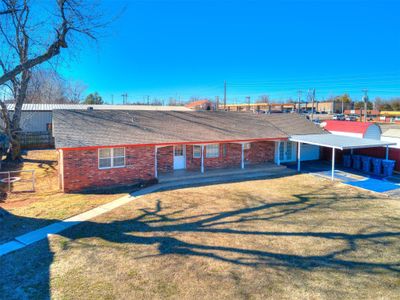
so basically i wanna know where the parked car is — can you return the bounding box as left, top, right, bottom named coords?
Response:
left=333, top=114, right=345, bottom=120
left=345, top=115, right=357, bottom=121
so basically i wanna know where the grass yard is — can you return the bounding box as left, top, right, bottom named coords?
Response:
left=1, top=174, right=399, bottom=299
left=0, top=150, right=128, bottom=243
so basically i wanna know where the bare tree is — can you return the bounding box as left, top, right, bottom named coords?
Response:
left=26, top=69, right=86, bottom=103
left=0, top=0, right=112, bottom=160
left=256, top=95, right=270, bottom=104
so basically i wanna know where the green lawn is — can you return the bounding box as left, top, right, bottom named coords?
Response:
left=1, top=174, right=399, bottom=299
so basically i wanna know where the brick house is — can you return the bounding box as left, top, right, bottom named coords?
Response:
left=53, top=110, right=324, bottom=192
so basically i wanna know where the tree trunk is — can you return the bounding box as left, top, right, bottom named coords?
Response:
left=6, top=134, right=21, bottom=161
left=0, top=69, right=30, bottom=162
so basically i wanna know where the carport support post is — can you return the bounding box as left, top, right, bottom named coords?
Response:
left=331, top=148, right=335, bottom=180
left=241, top=143, right=245, bottom=169
left=201, top=145, right=204, bottom=173
left=386, top=145, right=389, bottom=160
left=154, top=146, right=158, bottom=178
left=277, top=141, right=281, bottom=165
left=297, top=142, right=301, bottom=172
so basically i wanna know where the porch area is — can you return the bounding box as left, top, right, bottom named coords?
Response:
left=158, top=162, right=295, bottom=184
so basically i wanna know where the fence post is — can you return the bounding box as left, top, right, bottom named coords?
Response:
left=32, top=170, right=35, bottom=191
left=7, top=171, right=11, bottom=192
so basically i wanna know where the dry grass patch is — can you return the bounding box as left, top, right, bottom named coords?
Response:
left=1, top=174, right=399, bottom=299
left=0, top=150, right=127, bottom=243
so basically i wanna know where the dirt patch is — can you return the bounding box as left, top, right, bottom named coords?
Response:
left=0, top=149, right=129, bottom=244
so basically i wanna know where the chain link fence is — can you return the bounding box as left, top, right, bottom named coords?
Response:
left=18, top=132, right=54, bottom=149
left=0, top=170, right=35, bottom=193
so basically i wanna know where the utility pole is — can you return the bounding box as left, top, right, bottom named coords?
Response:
left=246, top=96, right=251, bottom=111
left=341, top=96, right=344, bottom=114
left=223, top=80, right=227, bottom=110
left=111, top=94, right=114, bottom=105
left=121, top=93, right=128, bottom=105
left=310, top=88, right=315, bottom=121
left=362, top=89, right=368, bottom=122
left=215, top=96, right=219, bottom=111
left=297, top=90, right=302, bottom=114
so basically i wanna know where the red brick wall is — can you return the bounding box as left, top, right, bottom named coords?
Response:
left=186, top=143, right=242, bottom=171
left=245, top=141, right=275, bottom=164
left=157, top=146, right=173, bottom=173
left=61, top=146, right=155, bottom=192
left=186, top=142, right=275, bottom=171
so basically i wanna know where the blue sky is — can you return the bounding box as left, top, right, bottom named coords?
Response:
left=61, top=0, right=400, bottom=104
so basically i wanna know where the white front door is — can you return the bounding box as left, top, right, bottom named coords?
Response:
left=173, top=145, right=186, bottom=170
left=278, top=141, right=296, bottom=163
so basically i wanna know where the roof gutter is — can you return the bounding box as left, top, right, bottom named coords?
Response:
left=57, top=137, right=289, bottom=151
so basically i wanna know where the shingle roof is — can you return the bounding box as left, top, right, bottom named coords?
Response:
left=53, top=110, right=325, bottom=149
left=5, top=103, right=190, bottom=111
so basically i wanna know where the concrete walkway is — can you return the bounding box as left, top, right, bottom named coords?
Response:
left=0, top=167, right=295, bottom=257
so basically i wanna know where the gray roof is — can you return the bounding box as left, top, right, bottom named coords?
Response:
left=53, top=110, right=324, bottom=149
left=6, top=103, right=190, bottom=111
left=290, top=133, right=396, bottom=150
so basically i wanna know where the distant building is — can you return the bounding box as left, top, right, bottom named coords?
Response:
left=221, top=100, right=351, bottom=114
left=299, top=101, right=352, bottom=114
left=379, top=111, right=400, bottom=123
left=185, top=100, right=214, bottom=110
left=221, top=103, right=295, bottom=113
left=344, top=109, right=379, bottom=120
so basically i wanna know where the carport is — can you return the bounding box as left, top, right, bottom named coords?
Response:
left=289, top=134, right=396, bottom=180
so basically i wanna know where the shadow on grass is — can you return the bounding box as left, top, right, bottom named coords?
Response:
left=0, top=186, right=399, bottom=299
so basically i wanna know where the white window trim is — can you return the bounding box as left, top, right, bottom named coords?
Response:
left=206, top=144, right=220, bottom=158
left=222, top=144, right=228, bottom=157
left=98, top=147, right=126, bottom=170
left=243, top=142, right=251, bottom=150
left=193, top=145, right=202, bottom=158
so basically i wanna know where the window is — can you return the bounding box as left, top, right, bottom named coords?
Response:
left=206, top=144, right=219, bottom=158
left=243, top=143, right=251, bottom=150
left=98, top=147, right=125, bottom=169
left=193, top=145, right=201, bottom=158
left=174, top=145, right=184, bottom=156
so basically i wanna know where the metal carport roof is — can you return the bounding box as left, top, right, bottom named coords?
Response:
left=289, top=133, right=396, bottom=150
left=289, top=133, right=396, bottom=181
